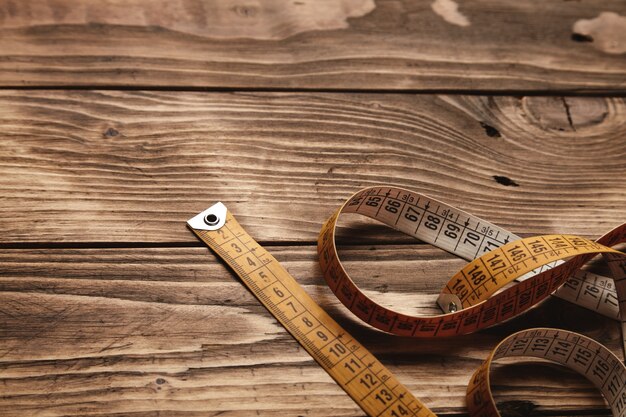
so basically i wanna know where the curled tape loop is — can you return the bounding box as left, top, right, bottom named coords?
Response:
left=318, top=186, right=626, bottom=338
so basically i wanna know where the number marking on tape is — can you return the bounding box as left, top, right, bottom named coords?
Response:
left=187, top=186, right=626, bottom=417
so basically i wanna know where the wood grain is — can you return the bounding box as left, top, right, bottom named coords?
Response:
left=2, top=2, right=625, bottom=416
left=0, top=91, right=624, bottom=244
left=0, top=0, right=625, bottom=91
left=0, top=245, right=620, bottom=416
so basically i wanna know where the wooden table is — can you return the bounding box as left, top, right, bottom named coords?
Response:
left=1, top=1, right=625, bottom=416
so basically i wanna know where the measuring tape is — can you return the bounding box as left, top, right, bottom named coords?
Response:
left=468, top=328, right=626, bottom=417
left=318, top=186, right=626, bottom=338
left=187, top=188, right=626, bottom=416
left=189, top=204, right=436, bottom=417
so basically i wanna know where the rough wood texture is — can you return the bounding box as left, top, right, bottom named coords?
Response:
left=0, top=91, right=624, bottom=244
left=2, top=1, right=626, bottom=415
left=0, top=0, right=625, bottom=91
left=0, top=246, right=621, bottom=416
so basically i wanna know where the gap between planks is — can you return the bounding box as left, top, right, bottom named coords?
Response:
left=2, top=85, right=626, bottom=97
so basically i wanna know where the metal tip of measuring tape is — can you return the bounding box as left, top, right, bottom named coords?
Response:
left=436, top=293, right=463, bottom=314
left=187, top=202, right=228, bottom=231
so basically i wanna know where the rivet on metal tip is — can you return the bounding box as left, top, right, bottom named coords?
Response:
left=448, top=302, right=458, bottom=313
left=204, top=213, right=220, bottom=226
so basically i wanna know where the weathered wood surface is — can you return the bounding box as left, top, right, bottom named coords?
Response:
left=2, top=1, right=626, bottom=415
left=0, top=91, right=624, bottom=244
left=0, top=246, right=621, bottom=416
left=0, top=0, right=625, bottom=91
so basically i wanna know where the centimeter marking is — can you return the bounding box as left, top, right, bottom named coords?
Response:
left=467, top=328, right=626, bottom=417
left=319, top=223, right=618, bottom=338
left=338, top=186, right=620, bottom=318
left=318, top=186, right=626, bottom=340
left=450, top=234, right=600, bottom=306
left=188, top=200, right=626, bottom=417
left=191, top=213, right=436, bottom=417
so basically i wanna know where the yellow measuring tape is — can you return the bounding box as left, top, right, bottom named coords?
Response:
left=187, top=186, right=626, bottom=417
left=318, top=186, right=626, bottom=337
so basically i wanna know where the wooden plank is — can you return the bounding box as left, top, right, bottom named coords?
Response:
left=0, top=1, right=625, bottom=91
left=0, top=245, right=620, bottom=416
left=0, top=91, right=624, bottom=244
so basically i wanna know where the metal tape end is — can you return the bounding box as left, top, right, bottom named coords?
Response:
left=436, top=293, right=463, bottom=314
left=187, top=202, right=228, bottom=231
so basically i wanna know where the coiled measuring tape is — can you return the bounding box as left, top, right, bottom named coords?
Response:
left=187, top=187, right=626, bottom=417
left=318, top=186, right=626, bottom=338
left=468, top=328, right=626, bottom=417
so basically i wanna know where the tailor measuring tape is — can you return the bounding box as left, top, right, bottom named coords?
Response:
left=318, top=186, right=626, bottom=339
left=468, top=328, right=626, bottom=417
left=189, top=204, right=434, bottom=417
left=187, top=191, right=626, bottom=417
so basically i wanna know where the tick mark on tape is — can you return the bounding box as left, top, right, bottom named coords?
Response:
left=493, top=176, right=519, bottom=187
